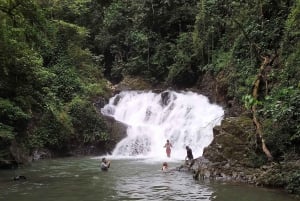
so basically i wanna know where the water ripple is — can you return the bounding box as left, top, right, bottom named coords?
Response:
left=0, top=158, right=298, bottom=201
left=115, top=165, right=212, bottom=201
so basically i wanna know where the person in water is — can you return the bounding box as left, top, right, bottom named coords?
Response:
left=161, top=162, right=168, bottom=171
left=163, top=139, right=172, bottom=157
left=101, top=157, right=111, bottom=171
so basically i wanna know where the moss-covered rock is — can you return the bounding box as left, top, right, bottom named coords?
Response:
left=114, top=76, right=153, bottom=92
left=102, top=116, right=128, bottom=152
left=256, top=160, right=300, bottom=194
left=203, top=115, right=256, bottom=167
left=193, top=115, right=263, bottom=183
left=194, top=115, right=300, bottom=196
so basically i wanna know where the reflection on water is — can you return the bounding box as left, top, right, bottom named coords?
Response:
left=0, top=157, right=299, bottom=201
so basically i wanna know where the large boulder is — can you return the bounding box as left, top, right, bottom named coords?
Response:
left=203, top=115, right=255, bottom=166
left=102, top=115, right=128, bottom=152
left=193, top=115, right=262, bottom=183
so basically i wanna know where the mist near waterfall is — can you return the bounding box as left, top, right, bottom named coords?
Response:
left=101, top=90, right=224, bottom=160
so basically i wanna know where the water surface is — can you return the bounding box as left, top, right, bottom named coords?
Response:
left=0, top=157, right=298, bottom=201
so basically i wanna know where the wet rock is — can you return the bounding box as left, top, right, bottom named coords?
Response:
left=32, top=149, right=52, bottom=160
left=9, top=140, right=30, bottom=165
left=161, top=91, right=171, bottom=106
left=203, top=116, right=255, bottom=167
left=13, top=175, right=27, bottom=181
left=101, top=116, right=128, bottom=152
left=193, top=116, right=261, bottom=183
left=114, top=76, right=153, bottom=92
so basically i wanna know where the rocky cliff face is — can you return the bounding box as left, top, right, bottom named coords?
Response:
left=203, top=116, right=255, bottom=167
left=192, top=115, right=262, bottom=183
left=194, top=71, right=244, bottom=117
left=101, top=116, right=128, bottom=152
left=192, top=115, right=300, bottom=195
left=90, top=97, right=128, bottom=155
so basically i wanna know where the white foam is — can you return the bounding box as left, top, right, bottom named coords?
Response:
left=101, top=90, right=224, bottom=160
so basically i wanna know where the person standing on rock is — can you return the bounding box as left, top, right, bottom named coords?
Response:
left=185, top=146, right=193, bottom=161
left=185, top=146, right=194, bottom=168
left=164, top=139, right=173, bottom=158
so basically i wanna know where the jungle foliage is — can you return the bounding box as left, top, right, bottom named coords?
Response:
left=0, top=0, right=109, bottom=166
left=0, top=1, right=300, bottom=192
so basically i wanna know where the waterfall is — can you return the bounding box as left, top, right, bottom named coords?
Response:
left=101, top=90, right=224, bottom=160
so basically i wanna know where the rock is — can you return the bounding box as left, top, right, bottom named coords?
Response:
left=9, top=140, right=30, bottom=165
left=13, top=175, right=27, bottom=181
left=101, top=115, right=128, bottom=152
left=193, top=116, right=261, bottom=183
left=114, top=76, right=153, bottom=92
left=32, top=149, right=52, bottom=160
left=203, top=116, right=255, bottom=167
left=160, top=91, right=171, bottom=106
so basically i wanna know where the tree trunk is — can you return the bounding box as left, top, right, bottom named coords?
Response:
left=251, top=56, right=273, bottom=161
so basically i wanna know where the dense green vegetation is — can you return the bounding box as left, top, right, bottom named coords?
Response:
left=0, top=0, right=300, bottom=193
left=0, top=0, right=110, bottom=166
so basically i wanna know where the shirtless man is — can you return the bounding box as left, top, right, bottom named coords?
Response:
left=185, top=146, right=194, bottom=169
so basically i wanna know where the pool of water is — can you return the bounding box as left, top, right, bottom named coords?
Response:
left=0, top=157, right=299, bottom=201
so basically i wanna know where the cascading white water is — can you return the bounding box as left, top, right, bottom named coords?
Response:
left=101, top=90, right=224, bottom=160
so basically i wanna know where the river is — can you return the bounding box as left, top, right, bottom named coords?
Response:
left=0, top=157, right=299, bottom=201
